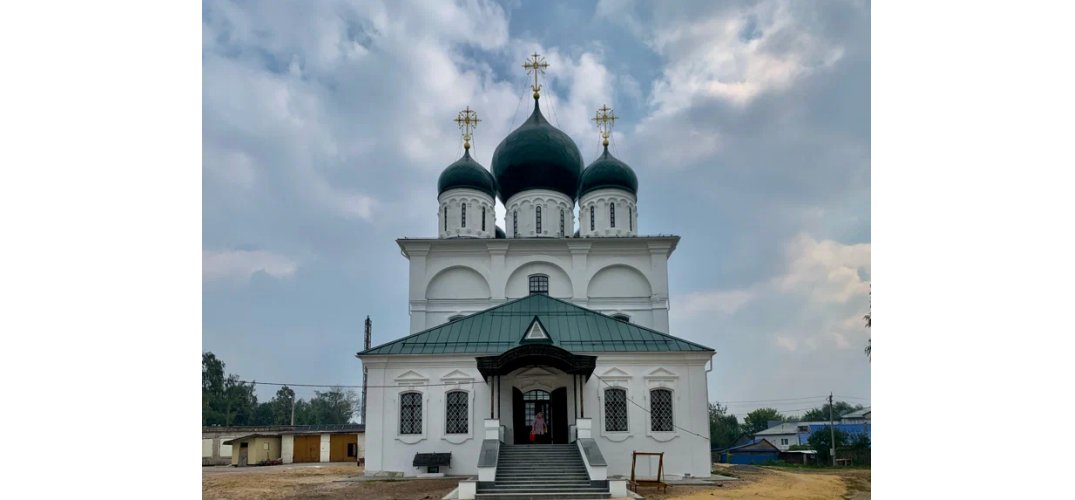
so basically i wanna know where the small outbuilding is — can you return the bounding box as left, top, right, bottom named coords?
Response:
left=223, top=434, right=282, bottom=466
left=716, top=438, right=781, bottom=465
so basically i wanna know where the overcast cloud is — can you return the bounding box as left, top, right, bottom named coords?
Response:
left=202, top=0, right=871, bottom=418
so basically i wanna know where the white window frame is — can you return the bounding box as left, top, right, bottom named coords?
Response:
left=643, top=368, right=679, bottom=442
left=395, top=371, right=429, bottom=444
left=440, top=371, right=475, bottom=444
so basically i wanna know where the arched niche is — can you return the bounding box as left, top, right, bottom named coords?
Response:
left=504, top=261, right=573, bottom=299
left=426, top=266, right=492, bottom=299
left=587, top=264, right=652, bottom=298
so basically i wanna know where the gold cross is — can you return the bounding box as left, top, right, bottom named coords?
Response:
left=592, top=104, right=618, bottom=147
left=453, top=106, right=481, bottom=150
left=522, top=53, right=550, bottom=98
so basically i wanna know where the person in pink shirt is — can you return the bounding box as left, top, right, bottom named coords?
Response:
left=532, top=411, right=548, bottom=444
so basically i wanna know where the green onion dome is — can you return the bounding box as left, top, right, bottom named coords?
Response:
left=491, top=99, right=583, bottom=203
left=437, top=150, right=496, bottom=197
left=495, top=226, right=506, bottom=239
left=578, top=146, right=638, bottom=199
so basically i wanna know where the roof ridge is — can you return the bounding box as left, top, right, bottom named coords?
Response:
left=356, top=295, right=537, bottom=356
left=539, top=294, right=715, bottom=352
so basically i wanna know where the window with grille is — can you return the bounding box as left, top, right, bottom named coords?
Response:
left=650, top=389, right=673, bottom=432
left=536, top=206, right=542, bottom=233
left=529, top=275, right=549, bottom=295
left=610, top=202, right=615, bottom=228
left=560, top=210, right=565, bottom=236
left=604, top=388, right=628, bottom=432
left=400, top=392, right=422, bottom=435
left=482, top=207, right=486, bottom=231
left=590, top=206, right=595, bottom=230
left=445, top=391, right=469, bottom=434
left=513, top=211, right=518, bottom=237
left=461, top=203, right=466, bottom=228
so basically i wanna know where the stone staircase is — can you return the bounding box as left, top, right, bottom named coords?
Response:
left=476, top=444, right=610, bottom=500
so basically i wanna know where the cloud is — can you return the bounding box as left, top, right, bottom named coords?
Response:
left=203, top=250, right=298, bottom=282
left=775, top=336, right=797, bottom=351
left=676, top=289, right=756, bottom=316
left=778, top=233, right=871, bottom=303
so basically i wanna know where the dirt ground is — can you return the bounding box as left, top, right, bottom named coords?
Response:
left=647, top=465, right=870, bottom=500
left=202, top=465, right=457, bottom=500
left=202, top=464, right=869, bottom=500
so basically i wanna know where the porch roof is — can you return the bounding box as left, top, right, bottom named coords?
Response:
left=358, top=294, right=714, bottom=356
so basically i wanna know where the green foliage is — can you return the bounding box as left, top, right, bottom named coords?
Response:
left=708, top=402, right=740, bottom=450
left=742, top=408, right=785, bottom=436
left=800, top=401, right=863, bottom=423
left=807, top=427, right=849, bottom=464
left=849, top=431, right=871, bottom=450
left=202, top=353, right=358, bottom=427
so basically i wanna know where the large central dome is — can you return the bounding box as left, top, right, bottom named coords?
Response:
left=491, top=99, right=583, bottom=203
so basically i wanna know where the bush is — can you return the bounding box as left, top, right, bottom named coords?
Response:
left=807, top=427, right=849, bottom=465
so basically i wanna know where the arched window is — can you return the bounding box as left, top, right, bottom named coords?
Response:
left=513, top=210, right=518, bottom=237
left=536, top=206, right=542, bottom=234
left=445, top=391, right=469, bottom=434
left=590, top=206, right=595, bottom=231
left=560, top=209, right=565, bottom=236
left=529, top=274, right=549, bottom=295
left=481, top=207, right=486, bottom=231
left=610, top=202, right=616, bottom=228
left=650, top=389, right=673, bottom=432
left=604, top=388, right=628, bottom=432
left=523, top=389, right=550, bottom=427
left=444, top=206, right=448, bottom=232
left=629, top=208, right=632, bottom=231
left=461, top=203, right=467, bottom=228
left=611, top=313, right=630, bottom=323
left=400, top=392, right=423, bottom=435
left=447, top=314, right=466, bottom=322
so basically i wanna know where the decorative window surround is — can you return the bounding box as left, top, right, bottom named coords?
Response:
left=395, top=371, right=429, bottom=444
left=440, top=370, right=475, bottom=444
left=643, top=368, right=679, bottom=442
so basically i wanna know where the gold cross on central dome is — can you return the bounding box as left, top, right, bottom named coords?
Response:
left=454, top=106, right=481, bottom=150
left=522, top=53, right=549, bottom=99
left=592, top=104, right=618, bottom=147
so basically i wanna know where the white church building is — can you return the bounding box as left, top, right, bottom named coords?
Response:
left=358, top=60, right=715, bottom=499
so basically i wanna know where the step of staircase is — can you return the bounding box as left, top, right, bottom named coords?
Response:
left=476, top=444, right=610, bottom=500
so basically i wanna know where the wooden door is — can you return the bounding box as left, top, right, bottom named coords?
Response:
left=551, top=387, right=567, bottom=444
left=293, top=435, right=320, bottom=463
left=330, top=434, right=358, bottom=462
left=238, top=443, right=248, bottom=466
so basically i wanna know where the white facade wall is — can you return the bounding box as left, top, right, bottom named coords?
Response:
left=400, top=237, right=677, bottom=333
left=439, top=188, right=496, bottom=239
left=360, top=352, right=712, bottom=479
left=578, top=189, right=638, bottom=238
left=503, top=189, right=574, bottom=238
left=756, top=433, right=799, bottom=450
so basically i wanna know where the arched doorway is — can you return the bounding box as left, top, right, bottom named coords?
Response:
left=513, top=388, right=567, bottom=444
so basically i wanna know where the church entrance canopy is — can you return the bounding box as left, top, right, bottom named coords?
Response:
left=475, top=344, right=596, bottom=380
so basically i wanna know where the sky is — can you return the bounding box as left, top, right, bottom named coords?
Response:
left=202, top=0, right=871, bottom=420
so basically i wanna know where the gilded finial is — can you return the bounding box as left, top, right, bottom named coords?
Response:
left=454, top=106, right=481, bottom=150
left=592, top=104, right=618, bottom=148
left=522, top=53, right=550, bottom=99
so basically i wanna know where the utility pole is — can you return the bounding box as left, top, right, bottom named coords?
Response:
left=829, top=392, right=836, bottom=466
left=291, top=398, right=296, bottom=426
left=361, top=316, right=371, bottom=425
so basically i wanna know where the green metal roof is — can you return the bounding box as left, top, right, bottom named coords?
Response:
left=358, top=294, right=714, bottom=356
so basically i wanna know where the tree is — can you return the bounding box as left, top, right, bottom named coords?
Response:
left=201, top=352, right=258, bottom=426
left=271, top=386, right=296, bottom=425
left=800, top=401, right=864, bottom=422
left=251, top=402, right=274, bottom=425
left=807, top=427, right=849, bottom=465
left=742, top=408, right=785, bottom=436
left=307, top=386, right=360, bottom=424
left=709, top=402, right=740, bottom=450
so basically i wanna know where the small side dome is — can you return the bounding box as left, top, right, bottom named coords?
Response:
left=578, top=146, right=638, bottom=199
left=573, top=228, right=580, bottom=238
left=495, top=226, right=507, bottom=239
left=438, top=150, right=496, bottom=197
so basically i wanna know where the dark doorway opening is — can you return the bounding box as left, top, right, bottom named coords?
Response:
left=512, top=387, right=568, bottom=444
